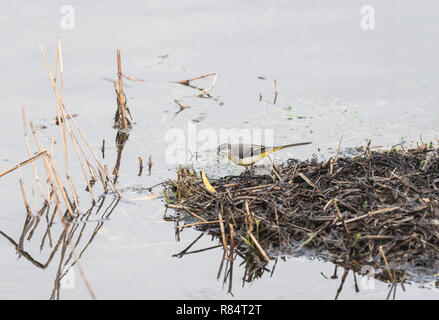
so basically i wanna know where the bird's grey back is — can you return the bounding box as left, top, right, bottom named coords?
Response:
left=229, top=144, right=267, bottom=159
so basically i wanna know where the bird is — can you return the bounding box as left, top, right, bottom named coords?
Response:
left=217, top=141, right=312, bottom=170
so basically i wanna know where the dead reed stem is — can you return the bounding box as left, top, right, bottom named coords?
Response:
left=17, top=165, right=33, bottom=217
left=379, top=246, right=395, bottom=284
left=218, top=203, right=228, bottom=255
left=166, top=204, right=207, bottom=222
left=228, top=223, right=235, bottom=263
left=116, top=49, right=128, bottom=129
left=248, top=232, right=270, bottom=263
left=174, top=220, right=220, bottom=229
left=138, top=157, right=143, bottom=176
left=29, top=122, right=62, bottom=214
left=0, top=150, right=47, bottom=178
left=176, top=72, right=218, bottom=97
left=21, top=105, right=49, bottom=204
left=64, top=105, right=120, bottom=197
left=44, top=153, right=75, bottom=218
left=196, top=73, right=218, bottom=97
left=176, top=72, right=217, bottom=85
left=57, top=95, right=96, bottom=203
left=123, top=73, right=144, bottom=82
left=333, top=200, right=353, bottom=247
left=334, top=207, right=399, bottom=226
left=101, top=139, right=105, bottom=159
left=174, top=99, right=190, bottom=114
left=334, top=136, right=343, bottom=168
left=57, top=37, right=65, bottom=100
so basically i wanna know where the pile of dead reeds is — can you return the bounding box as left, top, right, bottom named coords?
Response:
left=165, top=143, right=439, bottom=283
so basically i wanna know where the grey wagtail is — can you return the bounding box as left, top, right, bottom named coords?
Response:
left=217, top=142, right=312, bottom=170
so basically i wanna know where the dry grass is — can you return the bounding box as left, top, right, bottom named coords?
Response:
left=1, top=39, right=124, bottom=299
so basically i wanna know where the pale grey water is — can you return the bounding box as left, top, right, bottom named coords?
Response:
left=0, top=0, right=438, bottom=299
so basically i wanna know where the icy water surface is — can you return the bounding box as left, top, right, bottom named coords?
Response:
left=1, top=1, right=439, bottom=299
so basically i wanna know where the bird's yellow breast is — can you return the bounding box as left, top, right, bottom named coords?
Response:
left=228, top=151, right=267, bottom=166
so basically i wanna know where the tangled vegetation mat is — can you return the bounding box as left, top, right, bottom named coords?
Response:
left=165, top=143, right=439, bottom=284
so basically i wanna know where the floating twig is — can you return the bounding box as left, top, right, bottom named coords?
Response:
left=138, top=157, right=143, bottom=176
left=176, top=73, right=218, bottom=98
left=273, top=78, right=278, bottom=104
left=123, top=73, right=144, bottom=82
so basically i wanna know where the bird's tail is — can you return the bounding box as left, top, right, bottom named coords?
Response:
left=273, top=142, right=312, bottom=152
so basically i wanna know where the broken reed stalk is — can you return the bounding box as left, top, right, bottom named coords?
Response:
left=228, top=223, right=235, bottom=262
left=174, top=99, right=190, bottom=115
left=267, top=155, right=281, bottom=181
left=379, top=246, right=395, bottom=284
left=218, top=203, right=228, bottom=255
left=334, top=136, right=343, bottom=168
left=54, top=43, right=59, bottom=84
left=227, top=223, right=235, bottom=294
left=334, top=207, right=399, bottom=226
left=17, top=165, right=33, bottom=217
left=56, top=97, right=96, bottom=203
left=333, top=200, right=353, bottom=247
left=57, top=37, right=65, bottom=100
left=59, top=116, right=101, bottom=194
left=101, top=139, right=105, bottom=159
left=54, top=86, right=81, bottom=212
left=97, top=167, right=108, bottom=193
left=21, top=105, right=49, bottom=204
left=29, top=122, right=63, bottom=215
left=138, top=157, right=143, bottom=176
left=44, top=152, right=75, bottom=218
left=31, top=187, right=38, bottom=217
left=176, top=72, right=218, bottom=97
left=196, top=73, right=218, bottom=97
left=114, top=49, right=129, bottom=129
left=174, top=220, right=220, bottom=229
left=176, top=72, right=217, bottom=85
left=273, top=78, right=278, bottom=104
left=166, top=204, right=207, bottom=222
left=248, top=232, right=270, bottom=263
left=0, top=150, right=47, bottom=178
left=112, top=130, right=129, bottom=183
left=123, top=73, right=144, bottom=82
